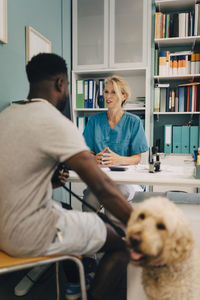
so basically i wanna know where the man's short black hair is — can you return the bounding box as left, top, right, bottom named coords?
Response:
left=26, top=53, right=68, bottom=83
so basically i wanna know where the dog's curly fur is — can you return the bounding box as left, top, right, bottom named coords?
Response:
left=126, top=197, right=200, bottom=300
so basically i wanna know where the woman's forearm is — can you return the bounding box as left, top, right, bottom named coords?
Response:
left=119, top=153, right=141, bottom=165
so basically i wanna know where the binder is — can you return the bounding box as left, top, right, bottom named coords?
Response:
left=84, top=80, right=88, bottom=108
left=181, top=126, right=190, bottom=153
left=76, top=80, right=84, bottom=108
left=164, top=124, right=172, bottom=153
left=98, top=79, right=105, bottom=108
left=88, top=79, right=94, bottom=108
left=189, top=126, right=199, bottom=153
left=173, top=126, right=182, bottom=153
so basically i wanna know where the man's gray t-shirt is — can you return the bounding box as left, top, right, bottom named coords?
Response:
left=0, top=99, right=88, bottom=257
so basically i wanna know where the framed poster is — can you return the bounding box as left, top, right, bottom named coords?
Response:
left=26, top=26, right=52, bottom=63
left=0, top=0, right=7, bottom=43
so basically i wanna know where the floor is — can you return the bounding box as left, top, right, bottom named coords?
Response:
left=0, top=261, right=127, bottom=300
left=0, top=263, right=67, bottom=300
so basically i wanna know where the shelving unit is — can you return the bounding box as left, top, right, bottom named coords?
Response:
left=72, top=0, right=152, bottom=150
left=153, top=0, right=200, bottom=156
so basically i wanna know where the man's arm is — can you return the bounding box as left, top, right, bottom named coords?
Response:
left=64, top=150, right=133, bottom=225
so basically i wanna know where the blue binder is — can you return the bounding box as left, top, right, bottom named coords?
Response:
left=173, top=126, right=182, bottom=153
left=98, top=79, right=105, bottom=108
left=181, top=126, right=190, bottom=153
left=164, top=124, right=172, bottom=153
left=84, top=80, right=88, bottom=108
left=178, top=87, right=185, bottom=112
left=88, top=79, right=94, bottom=108
left=189, top=126, right=199, bottom=153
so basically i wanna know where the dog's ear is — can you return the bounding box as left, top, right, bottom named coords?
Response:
left=165, top=220, right=194, bottom=264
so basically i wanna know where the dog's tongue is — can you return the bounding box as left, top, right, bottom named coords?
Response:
left=130, top=250, right=143, bottom=261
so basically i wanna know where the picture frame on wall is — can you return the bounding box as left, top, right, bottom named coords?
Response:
left=25, top=26, right=52, bottom=63
left=0, top=0, right=7, bottom=43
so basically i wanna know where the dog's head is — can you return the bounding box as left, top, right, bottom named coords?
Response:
left=125, top=197, right=194, bottom=267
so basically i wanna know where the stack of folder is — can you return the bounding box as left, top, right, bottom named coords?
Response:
left=164, top=125, right=199, bottom=154
left=76, top=79, right=105, bottom=109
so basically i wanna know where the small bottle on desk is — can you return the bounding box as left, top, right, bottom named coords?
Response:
left=196, top=148, right=200, bottom=178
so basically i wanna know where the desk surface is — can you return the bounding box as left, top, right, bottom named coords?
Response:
left=68, top=165, right=200, bottom=188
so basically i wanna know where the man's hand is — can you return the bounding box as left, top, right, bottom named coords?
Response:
left=51, top=165, right=69, bottom=189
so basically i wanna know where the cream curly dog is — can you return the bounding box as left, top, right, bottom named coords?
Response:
left=126, top=197, right=200, bottom=300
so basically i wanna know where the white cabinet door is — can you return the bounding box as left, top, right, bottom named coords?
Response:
left=110, top=0, right=147, bottom=68
left=73, top=0, right=109, bottom=70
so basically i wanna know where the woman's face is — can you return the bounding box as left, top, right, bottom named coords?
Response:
left=104, top=81, right=125, bottom=109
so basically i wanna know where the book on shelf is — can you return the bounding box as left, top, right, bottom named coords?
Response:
left=154, top=49, right=159, bottom=76
left=175, top=87, right=179, bottom=112
left=194, top=3, right=200, bottom=36
left=179, top=13, right=186, bottom=37
left=178, top=82, right=200, bottom=112
left=154, top=87, right=160, bottom=112
left=157, top=50, right=200, bottom=76
left=178, top=87, right=184, bottom=112
left=154, top=10, right=197, bottom=38
left=153, top=83, right=200, bottom=113
left=160, top=88, right=167, bottom=112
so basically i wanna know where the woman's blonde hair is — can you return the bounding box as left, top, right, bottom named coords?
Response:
left=104, top=75, right=131, bottom=107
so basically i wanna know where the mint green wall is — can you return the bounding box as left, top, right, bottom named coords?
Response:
left=0, top=0, right=71, bottom=111
left=0, top=0, right=71, bottom=203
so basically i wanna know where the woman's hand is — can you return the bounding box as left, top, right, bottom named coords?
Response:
left=95, top=151, right=105, bottom=164
left=101, top=147, right=121, bottom=166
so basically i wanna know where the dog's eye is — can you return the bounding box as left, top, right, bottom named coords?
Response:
left=138, top=213, right=145, bottom=220
left=157, top=223, right=166, bottom=230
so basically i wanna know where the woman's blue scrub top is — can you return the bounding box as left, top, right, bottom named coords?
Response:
left=83, top=112, right=148, bottom=156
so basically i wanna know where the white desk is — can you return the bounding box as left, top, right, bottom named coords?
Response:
left=68, top=165, right=200, bottom=188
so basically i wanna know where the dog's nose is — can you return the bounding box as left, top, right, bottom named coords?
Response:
left=129, top=235, right=141, bottom=248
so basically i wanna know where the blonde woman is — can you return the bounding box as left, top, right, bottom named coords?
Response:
left=83, top=75, right=148, bottom=211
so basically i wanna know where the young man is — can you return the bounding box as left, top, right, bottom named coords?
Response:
left=0, top=53, right=133, bottom=300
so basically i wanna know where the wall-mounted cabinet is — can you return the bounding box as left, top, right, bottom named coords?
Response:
left=72, top=0, right=148, bottom=70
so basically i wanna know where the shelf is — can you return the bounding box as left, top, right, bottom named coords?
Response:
left=155, top=36, right=200, bottom=47
left=72, top=68, right=146, bottom=78
left=154, top=74, right=200, bottom=80
left=155, top=0, right=195, bottom=11
left=153, top=112, right=200, bottom=115
left=74, top=108, right=107, bottom=111
left=74, top=107, right=146, bottom=112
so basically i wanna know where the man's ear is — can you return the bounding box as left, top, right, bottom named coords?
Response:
left=55, top=76, right=64, bottom=93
